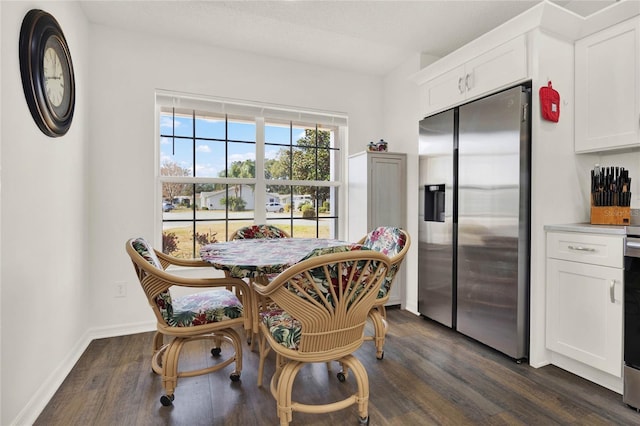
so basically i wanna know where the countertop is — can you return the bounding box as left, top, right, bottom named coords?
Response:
left=544, top=223, right=627, bottom=235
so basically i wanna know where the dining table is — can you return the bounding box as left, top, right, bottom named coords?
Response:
left=199, top=237, right=360, bottom=343
left=199, top=237, right=356, bottom=279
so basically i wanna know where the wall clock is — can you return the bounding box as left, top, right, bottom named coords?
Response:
left=19, top=9, right=75, bottom=137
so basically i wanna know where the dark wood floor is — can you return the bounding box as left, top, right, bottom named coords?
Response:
left=36, top=309, right=640, bottom=425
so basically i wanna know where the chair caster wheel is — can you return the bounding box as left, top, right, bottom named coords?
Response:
left=230, top=372, right=241, bottom=382
left=211, top=347, right=222, bottom=357
left=160, top=394, right=174, bottom=406
left=358, top=415, right=370, bottom=425
left=337, top=372, right=346, bottom=382
left=376, top=351, right=384, bottom=360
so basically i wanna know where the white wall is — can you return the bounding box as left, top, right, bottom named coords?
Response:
left=381, top=54, right=422, bottom=313
left=1, top=2, right=90, bottom=424
left=528, top=30, right=595, bottom=368
left=86, top=26, right=384, bottom=329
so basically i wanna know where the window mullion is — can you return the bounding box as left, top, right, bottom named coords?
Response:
left=255, top=117, right=266, bottom=223
left=192, top=110, right=197, bottom=257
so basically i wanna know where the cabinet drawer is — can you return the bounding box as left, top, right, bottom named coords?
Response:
left=546, top=232, right=623, bottom=268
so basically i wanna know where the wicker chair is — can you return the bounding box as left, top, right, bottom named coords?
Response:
left=358, top=227, right=411, bottom=360
left=125, top=238, right=251, bottom=406
left=254, top=245, right=391, bottom=425
left=229, top=224, right=290, bottom=347
left=229, top=223, right=290, bottom=241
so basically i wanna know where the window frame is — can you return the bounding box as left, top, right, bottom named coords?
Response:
left=154, top=91, right=348, bottom=257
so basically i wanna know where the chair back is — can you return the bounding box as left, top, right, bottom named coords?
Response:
left=358, top=227, right=411, bottom=298
left=259, top=245, right=390, bottom=356
left=126, top=238, right=175, bottom=326
left=230, top=224, right=290, bottom=240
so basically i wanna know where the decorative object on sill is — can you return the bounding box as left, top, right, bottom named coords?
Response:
left=590, top=164, right=631, bottom=225
left=539, top=81, right=560, bottom=123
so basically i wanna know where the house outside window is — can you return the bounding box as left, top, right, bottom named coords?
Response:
left=156, top=92, right=347, bottom=258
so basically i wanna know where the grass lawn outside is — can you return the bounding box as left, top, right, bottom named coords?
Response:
left=163, top=208, right=334, bottom=258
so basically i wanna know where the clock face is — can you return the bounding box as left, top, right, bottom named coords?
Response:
left=44, top=45, right=64, bottom=107
left=19, top=9, right=75, bottom=137
left=43, top=35, right=72, bottom=119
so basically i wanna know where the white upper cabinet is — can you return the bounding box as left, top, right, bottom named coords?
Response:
left=419, top=65, right=466, bottom=116
left=419, top=35, right=528, bottom=116
left=575, top=17, right=640, bottom=153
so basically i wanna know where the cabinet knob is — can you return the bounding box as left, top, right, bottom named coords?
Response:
left=465, top=73, right=472, bottom=91
left=458, top=77, right=464, bottom=94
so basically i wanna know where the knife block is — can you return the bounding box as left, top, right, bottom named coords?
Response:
left=590, top=205, right=631, bottom=225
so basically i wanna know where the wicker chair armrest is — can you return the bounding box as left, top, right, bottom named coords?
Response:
left=128, top=244, right=249, bottom=291
left=155, top=249, right=212, bottom=269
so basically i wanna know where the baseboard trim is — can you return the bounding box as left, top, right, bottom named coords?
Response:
left=10, top=320, right=156, bottom=426
left=88, top=320, right=156, bottom=341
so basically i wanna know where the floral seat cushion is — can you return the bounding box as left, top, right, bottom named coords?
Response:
left=233, top=224, right=288, bottom=240
left=131, top=238, right=175, bottom=313
left=132, top=237, right=243, bottom=327
left=362, top=227, right=407, bottom=298
left=161, top=289, right=243, bottom=327
left=261, top=244, right=381, bottom=350
left=261, top=307, right=301, bottom=350
left=363, top=227, right=406, bottom=257
left=132, top=238, right=162, bottom=269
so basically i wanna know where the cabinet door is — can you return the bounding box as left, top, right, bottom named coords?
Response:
left=419, top=35, right=527, bottom=116
left=546, top=259, right=623, bottom=377
left=369, top=155, right=405, bottom=229
left=465, top=35, right=528, bottom=100
left=420, top=65, right=466, bottom=115
left=369, top=154, right=406, bottom=306
left=575, top=18, right=640, bottom=153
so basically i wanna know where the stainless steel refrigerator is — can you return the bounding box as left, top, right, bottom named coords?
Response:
left=418, top=85, right=531, bottom=360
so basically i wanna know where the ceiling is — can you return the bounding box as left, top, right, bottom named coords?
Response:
left=79, top=0, right=618, bottom=76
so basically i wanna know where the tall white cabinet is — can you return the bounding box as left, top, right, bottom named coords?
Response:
left=348, top=151, right=407, bottom=306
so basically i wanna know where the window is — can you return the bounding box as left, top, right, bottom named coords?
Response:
left=156, top=92, right=347, bottom=258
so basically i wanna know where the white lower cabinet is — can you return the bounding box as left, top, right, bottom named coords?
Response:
left=546, top=231, right=623, bottom=378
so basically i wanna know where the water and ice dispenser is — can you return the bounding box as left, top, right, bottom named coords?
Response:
left=424, top=184, right=445, bottom=222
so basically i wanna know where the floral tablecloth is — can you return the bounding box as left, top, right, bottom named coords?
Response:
left=200, top=238, right=353, bottom=278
